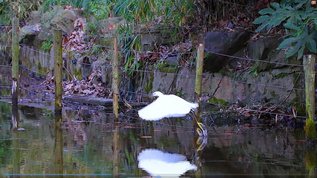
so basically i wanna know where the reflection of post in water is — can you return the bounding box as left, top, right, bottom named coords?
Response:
left=54, top=114, right=64, bottom=175
left=194, top=149, right=203, bottom=178
left=12, top=130, right=21, bottom=177
left=11, top=104, right=20, bottom=130
left=113, top=125, right=120, bottom=177
left=305, top=150, right=316, bottom=178
left=193, top=136, right=207, bottom=178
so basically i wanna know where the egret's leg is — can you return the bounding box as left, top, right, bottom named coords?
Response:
left=189, top=110, right=207, bottom=137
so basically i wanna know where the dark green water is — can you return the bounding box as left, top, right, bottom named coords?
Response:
left=0, top=101, right=313, bottom=177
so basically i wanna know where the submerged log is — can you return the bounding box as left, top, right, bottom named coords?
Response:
left=63, top=96, right=116, bottom=106
left=63, top=96, right=148, bottom=108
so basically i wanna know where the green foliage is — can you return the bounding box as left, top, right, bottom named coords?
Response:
left=90, top=45, right=101, bottom=55
left=248, top=65, right=259, bottom=77
left=144, top=73, right=153, bottom=94
left=89, top=0, right=114, bottom=20
left=176, top=88, right=184, bottom=97
left=154, top=61, right=168, bottom=69
left=0, top=0, right=41, bottom=24
left=41, top=38, right=52, bottom=52
left=208, top=97, right=228, bottom=105
left=42, top=109, right=53, bottom=116
left=39, top=0, right=94, bottom=13
left=253, top=0, right=317, bottom=59
left=122, top=35, right=141, bottom=75
left=274, top=72, right=289, bottom=79
left=0, top=0, right=96, bottom=25
left=112, top=0, right=195, bottom=26
left=204, top=52, right=212, bottom=59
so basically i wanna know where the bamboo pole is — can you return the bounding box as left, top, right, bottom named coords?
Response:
left=12, top=17, right=19, bottom=106
left=54, top=30, right=63, bottom=114
left=112, top=36, right=119, bottom=119
left=303, top=54, right=316, bottom=139
left=194, top=43, right=204, bottom=122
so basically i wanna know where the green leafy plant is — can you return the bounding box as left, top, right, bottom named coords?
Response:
left=176, top=88, right=184, bottom=97
left=253, top=0, right=317, bottom=59
left=90, top=44, right=101, bottom=55
left=89, top=0, right=114, bottom=20
left=42, top=109, right=53, bottom=116
left=248, top=65, right=259, bottom=77
left=41, top=38, right=52, bottom=52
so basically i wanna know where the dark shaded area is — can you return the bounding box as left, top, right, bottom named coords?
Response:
left=204, top=30, right=251, bottom=72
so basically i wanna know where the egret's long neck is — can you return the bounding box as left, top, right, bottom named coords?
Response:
left=189, top=102, right=199, bottom=109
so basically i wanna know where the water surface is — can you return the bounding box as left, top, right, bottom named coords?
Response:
left=0, top=101, right=312, bottom=177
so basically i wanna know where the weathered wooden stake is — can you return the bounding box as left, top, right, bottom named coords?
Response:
left=54, top=30, right=63, bottom=114
left=194, top=43, right=204, bottom=122
left=303, top=54, right=316, bottom=139
left=12, top=17, right=19, bottom=106
left=112, top=36, right=119, bottom=119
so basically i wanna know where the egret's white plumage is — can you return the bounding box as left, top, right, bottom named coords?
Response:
left=138, top=91, right=198, bottom=121
left=138, top=149, right=197, bottom=177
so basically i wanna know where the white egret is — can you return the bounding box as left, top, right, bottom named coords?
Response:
left=138, top=149, right=197, bottom=177
left=138, top=91, right=207, bottom=137
left=138, top=91, right=198, bottom=121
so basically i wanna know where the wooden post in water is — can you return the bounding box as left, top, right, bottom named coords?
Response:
left=54, top=30, right=63, bottom=114
left=194, top=43, right=204, bottom=122
left=12, top=17, right=19, bottom=106
left=112, top=36, right=119, bottom=119
left=303, top=54, right=316, bottom=139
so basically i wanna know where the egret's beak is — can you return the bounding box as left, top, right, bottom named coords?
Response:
left=150, top=94, right=158, bottom=101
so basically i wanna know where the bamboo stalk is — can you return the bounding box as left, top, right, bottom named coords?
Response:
left=12, top=17, right=19, bottom=106
left=112, top=36, right=119, bottom=119
left=54, top=30, right=63, bottom=113
left=194, top=43, right=204, bottom=122
left=303, top=54, right=316, bottom=139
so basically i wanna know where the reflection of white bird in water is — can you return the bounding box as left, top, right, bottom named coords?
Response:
left=138, top=91, right=207, bottom=136
left=138, top=149, right=197, bottom=177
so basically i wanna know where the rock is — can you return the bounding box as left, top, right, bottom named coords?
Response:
left=165, top=56, right=178, bottom=66
left=19, top=24, right=41, bottom=44
left=28, top=11, right=41, bottom=25
left=81, top=56, right=92, bottom=79
left=140, top=26, right=177, bottom=51
left=51, top=9, right=77, bottom=34
left=204, top=30, right=251, bottom=72
left=92, top=60, right=101, bottom=71
left=248, top=36, right=302, bottom=71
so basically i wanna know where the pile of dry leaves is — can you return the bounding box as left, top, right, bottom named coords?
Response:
left=135, top=42, right=193, bottom=64
left=228, top=103, right=299, bottom=122
left=63, top=17, right=91, bottom=52
left=40, top=71, right=110, bottom=97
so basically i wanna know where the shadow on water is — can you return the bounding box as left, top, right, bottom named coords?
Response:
left=0, top=101, right=316, bottom=176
